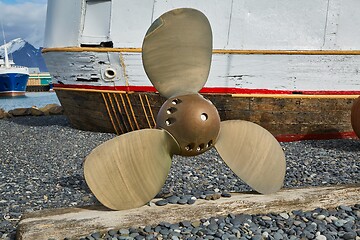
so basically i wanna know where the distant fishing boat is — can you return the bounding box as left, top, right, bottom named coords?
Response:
left=42, top=0, right=360, bottom=141
left=27, top=72, right=53, bottom=92
left=0, top=28, right=29, bottom=97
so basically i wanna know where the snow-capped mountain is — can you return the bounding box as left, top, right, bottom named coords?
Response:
left=0, top=38, right=48, bottom=72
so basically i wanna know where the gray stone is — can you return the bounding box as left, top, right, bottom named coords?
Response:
left=273, top=232, right=283, bottom=240
left=251, top=235, right=262, bottom=240
left=315, top=235, right=327, bottom=240
left=119, top=229, right=130, bottom=235
left=177, top=198, right=187, bottom=204
left=342, top=232, right=357, bottom=240
left=334, top=219, right=346, bottom=227
left=279, top=213, right=289, bottom=220
left=166, top=195, right=180, bottom=204
left=179, top=221, right=192, bottom=228
left=221, top=192, right=231, bottom=198
left=316, top=214, right=326, bottom=220
left=155, top=199, right=168, bottom=206
left=339, top=205, right=353, bottom=212
left=261, top=216, right=272, bottom=221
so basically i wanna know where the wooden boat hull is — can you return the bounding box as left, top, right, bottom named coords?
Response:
left=55, top=87, right=357, bottom=141
left=43, top=0, right=360, bottom=140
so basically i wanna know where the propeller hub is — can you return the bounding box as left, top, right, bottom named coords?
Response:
left=156, top=94, right=220, bottom=156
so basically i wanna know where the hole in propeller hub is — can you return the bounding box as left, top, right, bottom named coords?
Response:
left=156, top=94, right=220, bottom=156
left=200, top=113, right=208, bottom=121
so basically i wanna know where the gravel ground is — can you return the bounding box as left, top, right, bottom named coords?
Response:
left=0, top=115, right=359, bottom=239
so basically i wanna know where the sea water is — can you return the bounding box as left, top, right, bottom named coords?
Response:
left=0, top=92, right=60, bottom=111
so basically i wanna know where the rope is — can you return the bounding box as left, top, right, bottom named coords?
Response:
left=120, top=94, right=135, bottom=131
left=112, top=93, right=126, bottom=133
left=107, top=93, right=123, bottom=134
left=139, top=94, right=152, bottom=128
left=119, top=53, right=129, bottom=86
left=145, top=94, right=156, bottom=128
left=101, top=92, right=119, bottom=135
left=126, top=94, right=140, bottom=130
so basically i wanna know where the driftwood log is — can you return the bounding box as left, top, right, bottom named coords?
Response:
left=0, top=104, right=63, bottom=119
left=17, top=184, right=360, bottom=240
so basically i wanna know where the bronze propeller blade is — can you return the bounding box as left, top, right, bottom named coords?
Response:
left=84, top=129, right=179, bottom=210
left=214, top=120, right=286, bottom=194
left=142, top=8, right=212, bottom=98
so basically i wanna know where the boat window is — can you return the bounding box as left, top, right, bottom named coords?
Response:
left=81, top=0, right=111, bottom=46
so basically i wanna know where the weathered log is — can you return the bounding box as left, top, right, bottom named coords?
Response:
left=39, top=104, right=63, bottom=115
left=48, top=105, right=64, bottom=115
left=2, top=104, right=63, bottom=118
left=17, top=184, right=360, bottom=240
left=0, top=108, right=10, bottom=119
left=8, top=108, right=31, bottom=116
left=29, top=107, right=44, bottom=116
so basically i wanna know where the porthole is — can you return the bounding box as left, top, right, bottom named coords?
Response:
left=104, top=68, right=116, bottom=79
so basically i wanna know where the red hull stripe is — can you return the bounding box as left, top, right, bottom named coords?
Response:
left=275, top=131, right=358, bottom=142
left=53, top=84, right=360, bottom=95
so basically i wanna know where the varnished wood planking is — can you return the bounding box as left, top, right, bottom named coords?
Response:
left=249, top=110, right=351, bottom=125
left=55, top=89, right=355, bottom=138
left=56, top=90, right=114, bottom=132
left=249, top=97, right=354, bottom=112
left=66, top=116, right=114, bottom=133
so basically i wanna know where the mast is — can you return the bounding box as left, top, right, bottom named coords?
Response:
left=1, top=21, right=10, bottom=68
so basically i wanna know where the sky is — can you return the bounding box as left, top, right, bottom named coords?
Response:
left=0, top=0, right=47, bottom=48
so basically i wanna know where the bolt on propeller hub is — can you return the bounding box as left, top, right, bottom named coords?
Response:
left=156, top=94, right=220, bottom=156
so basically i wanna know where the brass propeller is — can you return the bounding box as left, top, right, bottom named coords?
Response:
left=84, top=8, right=286, bottom=210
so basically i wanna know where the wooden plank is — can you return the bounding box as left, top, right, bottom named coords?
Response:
left=43, top=47, right=360, bottom=55
left=17, top=184, right=360, bottom=240
left=56, top=90, right=104, bottom=105
left=249, top=110, right=351, bottom=125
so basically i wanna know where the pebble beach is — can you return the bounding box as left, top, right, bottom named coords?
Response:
left=0, top=115, right=359, bottom=239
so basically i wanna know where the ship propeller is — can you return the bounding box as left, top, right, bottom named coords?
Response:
left=84, top=8, right=286, bottom=210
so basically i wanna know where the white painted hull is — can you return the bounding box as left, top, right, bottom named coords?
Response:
left=43, top=0, right=360, bottom=94
left=43, top=50, right=360, bottom=93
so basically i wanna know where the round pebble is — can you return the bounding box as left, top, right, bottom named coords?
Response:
left=279, top=212, right=289, bottom=219
left=155, top=199, right=168, bottom=206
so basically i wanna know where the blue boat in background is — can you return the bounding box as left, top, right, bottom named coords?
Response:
left=0, top=31, right=29, bottom=97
